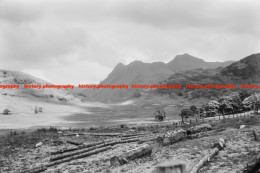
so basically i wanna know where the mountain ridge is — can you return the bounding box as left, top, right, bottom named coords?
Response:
left=85, top=54, right=234, bottom=101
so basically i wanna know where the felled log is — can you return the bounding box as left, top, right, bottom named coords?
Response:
left=110, top=144, right=152, bottom=166
left=187, top=124, right=212, bottom=135
left=239, top=153, right=260, bottom=173
left=253, top=129, right=259, bottom=141
left=84, top=132, right=146, bottom=137
left=158, top=129, right=186, bottom=146
left=50, top=143, right=111, bottom=161
left=20, top=146, right=112, bottom=173
left=119, top=133, right=146, bottom=137
left=51, top=140, right=112, bottom=155
left=19, top=166, right=47, bottom=173
left=66, top=140, right=83, bottom=146
left=138, top=136, right=158, bottom=144
left=50, top=138, right=139, bottom=161
left=85, top=132, right=122, bottom=136
left=189, top=139, right=225, bottom=173
left=48, top=146, right=112, bottom=167
left=120, top=135, right=143, bottom=140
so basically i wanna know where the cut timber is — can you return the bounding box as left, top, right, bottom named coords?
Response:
left=85, top=133, right=122, bottom=136
left=19, top=166, right=47, bottom=173
left=189, top=139, right=225, bottom=173
left=239, top=153, right=260, bottom=173
left=50, top=138, right=139, bottom=161
left=253, top=129, right=259, bottom=141
left=110, top=144, right=152, bottom=166
left=66, top=140, right=83, bottom=146
left=48, top=146, right=112, bottom=167
left=187, top=124, right=212, bottom=135
left=84, top=132, right=146, bottom=137
left=51, top=140, right=112, bottom=155
left=138, top=136, right=159, bottom=144
left=159, top=129, right=186, bottom=146
left=119, top=133, right=146, bottom=137
left=19, top=147, right=111, bottom=173
left=51, top=143, right=111, bottom=161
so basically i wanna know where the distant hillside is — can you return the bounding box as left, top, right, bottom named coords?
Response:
left=221, top=53, right=260, bottom=81
left=84, top=53, right=233, bottom=101
left=102, top=53, right=233, bottom=86
left=167, top=53, right=233, bottom=72
left=158, top=53, right=260, bottom=100
left=101, top=61, right=173, bottom=85
left=0, top=70, right=81, bottom=104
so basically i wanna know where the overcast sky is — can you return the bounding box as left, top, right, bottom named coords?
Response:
left=0, top=0, right=259, bottom=84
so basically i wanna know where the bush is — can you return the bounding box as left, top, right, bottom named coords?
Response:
left=3, top=108, right=11, bottom=115
left=154, top=109, right=166, bottom=121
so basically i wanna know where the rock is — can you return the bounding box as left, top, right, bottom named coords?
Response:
left=239, top=125, right=245, bottom=129
left=35, top=142, right=43, bottom=148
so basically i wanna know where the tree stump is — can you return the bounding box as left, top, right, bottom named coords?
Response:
left=110, top=144, right=152, bottom=166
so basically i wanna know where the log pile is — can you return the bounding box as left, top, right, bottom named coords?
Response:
left=19, top=147, right=111, bottom=173
left=189, top=138, right=226, bottom=173
left=50, top=138, right=139, bottom=161
left=51, top=140, right=113, bottom=155
left=158, top=129, right=186, bottom=146
left=20, top=137, right=141, bottom=173
left=110, top=144, right=152, bottom=166
left=187, top=124, right=212, bottom=135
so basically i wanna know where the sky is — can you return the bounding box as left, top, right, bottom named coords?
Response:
left=0, top=0, right=260, bottom=84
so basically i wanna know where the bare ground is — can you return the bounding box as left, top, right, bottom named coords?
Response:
left=1, top=116, right=260, bottom=173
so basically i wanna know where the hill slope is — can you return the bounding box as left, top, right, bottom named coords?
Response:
left=84, top=54, right=233, bottom=101
left=167, top=53, right=233, bottom=72
left=159, top=53, right=260, bottom=100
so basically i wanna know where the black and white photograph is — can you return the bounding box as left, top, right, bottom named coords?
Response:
left=0, top=0, right=260, bottom=172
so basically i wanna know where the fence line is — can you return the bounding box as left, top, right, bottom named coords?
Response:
left=180, top=111, right=256, bottom=125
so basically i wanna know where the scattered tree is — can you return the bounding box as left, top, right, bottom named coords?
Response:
left=154, top=109, right=166, bottom=121
left=3, top=108, right=11, bottom=115
left=190, top=105, right=197, bottom=115
left=179, top=108, right=193, bottom=123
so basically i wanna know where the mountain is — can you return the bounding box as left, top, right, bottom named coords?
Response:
left=84, top=54, right=233, bottom=101
left=101, top=61, right=172, bottom=85
left=102, top=53, right=233, bottom=85
left=221, top=53, right=260, bottom=80
left=158, top=53, right=260, bottom=100
left=167, top=53, right=233, bottom=72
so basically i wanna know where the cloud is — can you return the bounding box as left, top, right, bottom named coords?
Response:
left=0, top=0, right=260, bottom=84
